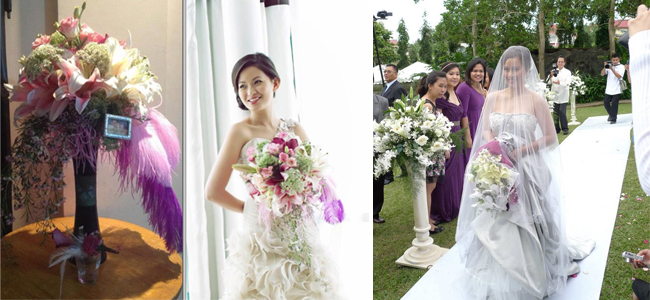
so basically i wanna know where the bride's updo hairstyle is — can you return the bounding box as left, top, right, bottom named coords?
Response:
left=231, top=53, right=280, bottom=110
left=417, top=71, right=447, bottom=98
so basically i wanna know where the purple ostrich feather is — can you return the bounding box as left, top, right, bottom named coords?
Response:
left=320, top=177, right=344, bottom=224
left=112, top=108, right=182, bottom=252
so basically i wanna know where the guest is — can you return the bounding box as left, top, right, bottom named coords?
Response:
left=484, top=67, right=494, bottom=90
left=373, top=94, right=389, bottom=223
left=601, top=53, right=626, bottom=124
left=381, top=64, right=408, bottom=107
left=428, top=66, right=466, bottom=224
left=551, top=55, right=572, bottom=135
left=381, top=64, right=409, bottom=182
left=632, top=248, right=650, bottom=300
left=416, top=71, right=448, bottom=234
left=456, top=58, right=487, bottom=165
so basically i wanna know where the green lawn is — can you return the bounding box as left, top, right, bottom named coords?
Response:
left=374, top=103, right=649, bottom=300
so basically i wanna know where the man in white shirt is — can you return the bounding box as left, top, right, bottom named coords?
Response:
left=601, top=53, right=626, bottom=124
left=551, top=56, right=572, bottom=135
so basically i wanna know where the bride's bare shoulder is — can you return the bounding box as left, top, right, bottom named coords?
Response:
left=225, top=120, right=254, bottom=147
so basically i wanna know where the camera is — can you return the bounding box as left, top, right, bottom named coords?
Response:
left=605, top=61, right=613, bottom=69
left=376, top=10, right=392, bottom=19
left=623, top=251, right=644, bottom=263
left=551, top=63, right=559, bottom=77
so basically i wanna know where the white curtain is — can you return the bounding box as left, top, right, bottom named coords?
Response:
left=185, top=1, right=372, bottom=299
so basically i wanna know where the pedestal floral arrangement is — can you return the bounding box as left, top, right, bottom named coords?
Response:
left=5, top=2, right=182, bottom=256
left=373, top=91, right=458, bottom=269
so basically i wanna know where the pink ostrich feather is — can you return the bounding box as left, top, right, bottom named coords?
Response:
left=112, top=108, right=182, bottom=253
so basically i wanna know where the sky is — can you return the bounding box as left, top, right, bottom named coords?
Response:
left=372, top=0, right=447, bottom=43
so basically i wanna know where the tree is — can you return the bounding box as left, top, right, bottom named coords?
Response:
left=373, top=20, right=399, bottom=66
left=410, top=42, right=420, bottom=63
left=397, top=19, right=411, bottom=69
left=419, top=12, right=434, bottom=64
left=573, top=19, right=591, bottom=48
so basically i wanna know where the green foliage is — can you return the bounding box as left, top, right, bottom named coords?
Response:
left=573, top=19, right=591, bottom=48
left=373, top=21, right=399, bottom=66
left=595, top=12, right=610, bottom=48
left=419, top=12, right=434, bottom=65
left=577, top=72, right=630, bottom=103
left=397, top=19, right=411, bottom=69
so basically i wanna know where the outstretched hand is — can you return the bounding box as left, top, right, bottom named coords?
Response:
left=629, top=4, right=650, bottom=38
left=633, top=249, right=650, bottom=269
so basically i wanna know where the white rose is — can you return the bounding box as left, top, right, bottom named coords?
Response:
left=415, top=135, right=428, bottom=146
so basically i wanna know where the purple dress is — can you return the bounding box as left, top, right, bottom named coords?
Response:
left=430, top=97, right=465, bottom=222
left=456, top=82, right=485, bottom=166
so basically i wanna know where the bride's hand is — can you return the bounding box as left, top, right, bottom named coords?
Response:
left=508, top=148, right=524, bottom=162
left=445, top=151, right=450, bottom=160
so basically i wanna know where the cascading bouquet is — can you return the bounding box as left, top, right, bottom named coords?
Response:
left=373, top=92, right=456, bottom=180
left=568, top=71, right=586, bottom=96
left=232, top=131, right=344, bottom=267
left=6, top=3, right=181, bottom=252
left=48, top=227, right=119, bottom=298
left=466, top=141, right=519, bottom=215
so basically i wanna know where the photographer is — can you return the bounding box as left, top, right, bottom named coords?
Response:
left=600, top=53, right=626, bottom=124
left=550, top=56, right=571, bottom=135
left=632, top=249, right=650, bottom=300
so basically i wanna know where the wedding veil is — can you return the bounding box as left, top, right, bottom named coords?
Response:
left=455, top=46, right=569, bottom=298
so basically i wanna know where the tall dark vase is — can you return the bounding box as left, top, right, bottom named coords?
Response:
left=72, top=146, right=107, bottom=264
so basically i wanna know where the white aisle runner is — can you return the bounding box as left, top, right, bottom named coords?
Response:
left=402, top=114, right=632, bottom=300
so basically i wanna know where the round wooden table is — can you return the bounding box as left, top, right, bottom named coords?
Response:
left=1, top=217, right=182, bottom=299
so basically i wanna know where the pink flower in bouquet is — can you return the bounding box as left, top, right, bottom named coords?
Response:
left=260, top=166, right=274, bottom=179
left=53, top=58, right=107, bottom=119
left=288, top=148, right=295, bottom=157
left=245, top=181, right=259, bottom=196
left=58, top=17, right=80, bottom=38
left=31, top=35, right=51, bottom=50
left=279, top=152, right=289, bottom=163
left=79, top=25, right=107, bottom=45
left=277, top=131, right=288, bottom=139
left=267, top=143, right=282, bottom=155
left=286, top=157, right=297, bottom=168
left=246, top=146, right=255, bottom=157
left=12, top=73, right=59, bottom=121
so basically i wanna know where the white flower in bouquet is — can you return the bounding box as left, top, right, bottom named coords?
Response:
left=373, top=91, right=456, bottom=179
left=467, top=148, right=519, bottom=215
left=569, top=71, right=586, bottom=96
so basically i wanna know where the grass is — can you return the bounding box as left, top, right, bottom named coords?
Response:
left=374, top=103, right=649, bottom=300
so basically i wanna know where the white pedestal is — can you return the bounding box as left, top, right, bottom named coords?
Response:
left=396, top=162, right=448, bottom=269
left=568, top=91, right=581, bottom=126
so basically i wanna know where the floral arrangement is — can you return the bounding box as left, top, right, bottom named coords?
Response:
left=232, top=131, right=344, bottom=266
left=466, top=141, right=519, bottom=215
left=373, top=91, right=456, bottom=180
left=533, top=81, right=556, bottom=110
left=5, top=3, right=181, bottom=252
left=569, top=70, right=586, bottom=96
left=49, top=226, right=119, bottom=297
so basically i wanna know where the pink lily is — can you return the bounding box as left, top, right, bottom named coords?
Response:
left=54, top=58, right=107, bottom=119
left=11, top=73, right=59, bottom=123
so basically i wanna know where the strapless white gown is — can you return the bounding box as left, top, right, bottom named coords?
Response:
left=222, top=119, right=342, bottom=300
left=456, top=113, right=595, bottom=300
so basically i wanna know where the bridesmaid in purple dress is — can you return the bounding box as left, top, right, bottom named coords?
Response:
left=429, top=64, right=467, bottom=223
left=456, top=58, right=487, bottom=166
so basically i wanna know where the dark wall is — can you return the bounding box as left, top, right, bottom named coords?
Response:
left=532, top=48, right=610, bottom=77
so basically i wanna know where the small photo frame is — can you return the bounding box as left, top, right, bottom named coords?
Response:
left=104, top=114, right=132, bottom=140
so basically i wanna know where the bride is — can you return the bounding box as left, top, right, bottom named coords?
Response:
left=455, top=46, right=593, bottom=300
left=204, top=53, right=341, bottom=299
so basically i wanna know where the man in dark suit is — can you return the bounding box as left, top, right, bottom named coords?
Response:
left=381, top=64, right=408, bottom=107
left=381, top=64, right=408, bottom=182
left=373, top=94, right=389, bottom=223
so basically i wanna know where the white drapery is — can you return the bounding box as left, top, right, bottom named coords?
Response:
left=184, top=1, right=371, bottom=299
